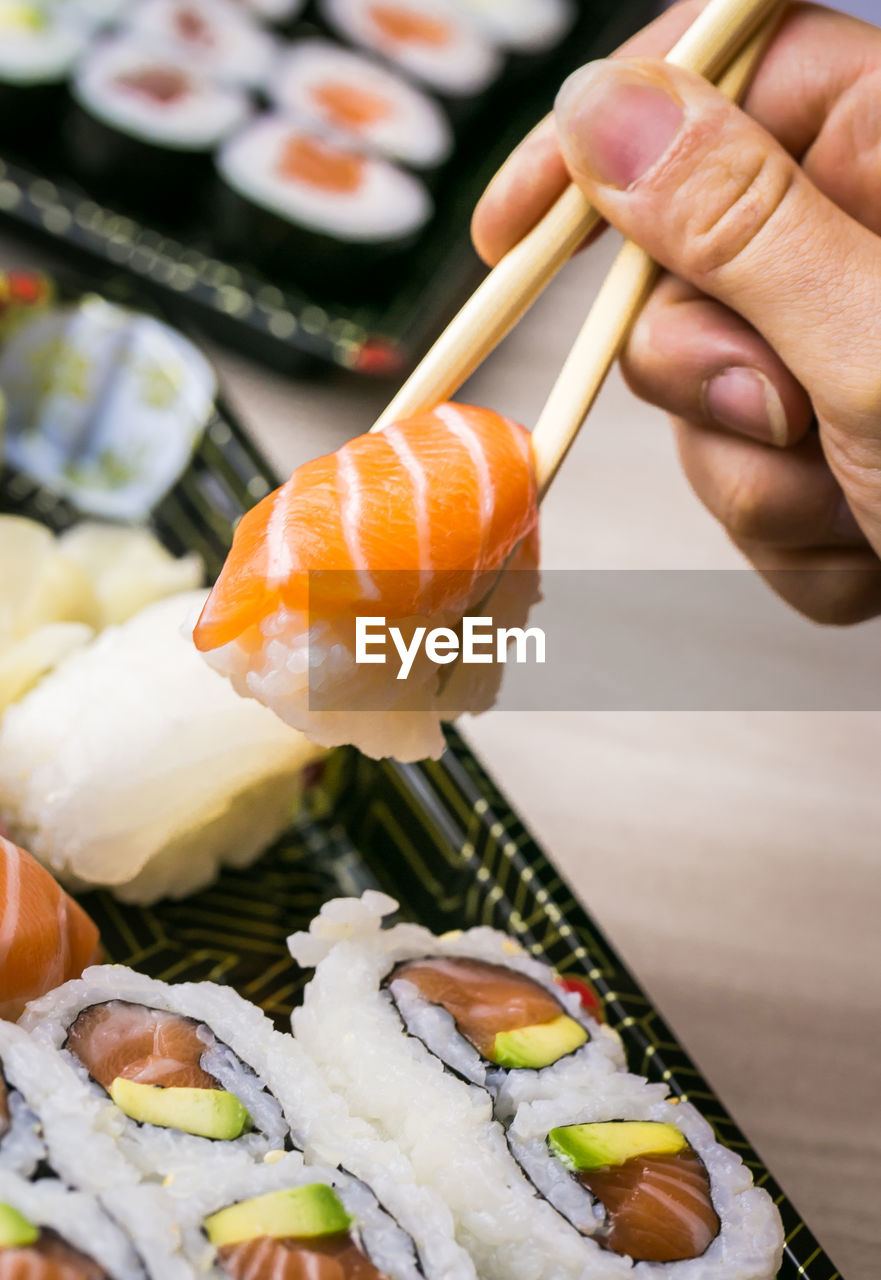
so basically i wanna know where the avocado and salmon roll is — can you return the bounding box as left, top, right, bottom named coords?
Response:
left=290, top=892, right=623, bottom=1118
left=20, top=967, right=289, bottom=1178
left=68, top=34, right=250, bottom=225
left=0, top=1170, right=146, bottom=1279
left=507, top=1075, right=784, bottom=1279
left=287, top=893, right=622, bottom=1280
left=19, top=966, right=475, bottom=1279
left=215, top=114, right=432, bottom=296
left=270, top=40, right=453, bottom=174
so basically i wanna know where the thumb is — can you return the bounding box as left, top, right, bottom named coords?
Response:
left=554, top=58, right=881, bottom=544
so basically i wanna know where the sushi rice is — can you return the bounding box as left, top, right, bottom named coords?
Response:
left=0, top=1022, right=45, bottom=1178
left=0, top=1015, right=138, bottom=1194
left=507, top=1076, right=785, bottom=1280
left=288, top=892, right=605, bottom=1280
left=0, top=590, right=325, bottom=905
left=20, top=966, right=290, bottom=1177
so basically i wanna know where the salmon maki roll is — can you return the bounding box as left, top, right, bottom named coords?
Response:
left=194, top=402, right=541, bottom=761
left=0, top=837, right=100, bottom=1021
left=507, top=1075, right=785, bottom=1280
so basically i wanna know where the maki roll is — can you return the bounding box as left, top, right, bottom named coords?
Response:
left=289, top=895, right=624, bottom=1114
left=451, top=0, right=575, bottom=54
left=318, top=0, right=502, bottom=102
left=271, top=39, right=452, bottom=173
left=124, top=0, right=278, bottom=88
left=507, top=1076, right=785, bottom=1278
left=21, top=967, right=290, bottom=1177
left=286, top=894, right=621, bottom=1280
left=0, top=1171, right=145, bottom=1279
left=68, top=34, right=250, bottom=225
left=215, top=113, right=432, bottom=295
left=110, top=1153, right=450, bottom=1279
left=0, top=0, right=86, bottom=151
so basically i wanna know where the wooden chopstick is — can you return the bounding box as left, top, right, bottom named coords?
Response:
left=371, top=0, right=788, bottom=434
left=531, top=3, right=787, bottom=498
left=432, top=7, right=785, bottom=694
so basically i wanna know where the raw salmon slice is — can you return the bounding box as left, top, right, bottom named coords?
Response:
left=391, top=958, right=564, bottom=1058
left=579, top=1147, right=721, bottom=1262
left=312, top=81, right=392, bottom=130
left=64, top=1001, right=219, bottom=1091
left=193, top=402, right=537, bottom=654
left=0, top=1229, right=108, bottom=1278
left=217, top=1232, right=388, bottom=1280
left=0, top=837, right=101, bottom=1022
left=368, top=5, right=450, bottom=45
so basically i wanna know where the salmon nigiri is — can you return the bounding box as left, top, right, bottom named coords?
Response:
left=194, top=402, right=540, bottom=761
left=0, top=837, right=101, bottom=1021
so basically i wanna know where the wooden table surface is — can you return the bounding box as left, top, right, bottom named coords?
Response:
left=3, top=228, right=878, bottom=1278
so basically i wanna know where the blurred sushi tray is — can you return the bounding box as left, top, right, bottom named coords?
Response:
left=0, top=272, right=842, bottom=1280
left=0, top=0, right=658, bottom=377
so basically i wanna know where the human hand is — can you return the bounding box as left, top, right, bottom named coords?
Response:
left=472, top=2, right=881, bottom=624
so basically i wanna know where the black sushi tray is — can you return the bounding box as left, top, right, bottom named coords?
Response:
left=0, top=289, right=841, bottom=1280
left=0, top=0, right=657, bottom=378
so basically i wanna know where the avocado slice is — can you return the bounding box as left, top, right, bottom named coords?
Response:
left=548, top=1121, right=687, bottom=1171
left=204, top=1185, right=353, bottom=1248
left=492, top=1015, right=588, bottom=1068
left=109, top=1078, right=250, bottom=1140
left=0, top=1203, right=39, bottom=1248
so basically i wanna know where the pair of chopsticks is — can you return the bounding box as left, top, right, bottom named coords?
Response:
left=372, top=0, right=788, bottom=504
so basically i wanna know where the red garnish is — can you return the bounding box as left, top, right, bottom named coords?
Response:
left=556, top=975, right=604, bottom=1021
left=351, top=338, right=405, bottom=376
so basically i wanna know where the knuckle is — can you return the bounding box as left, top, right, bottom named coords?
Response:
left=675, top=147, right=798, bottom=282
left=717, top=462, right=769, bottom=543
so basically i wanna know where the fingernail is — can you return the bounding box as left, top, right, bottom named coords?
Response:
left=702, top=367, right=789, bottom=447
left=830, top=495, right=864, bottom=541
left=555, top=60, right=684, bottom=189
